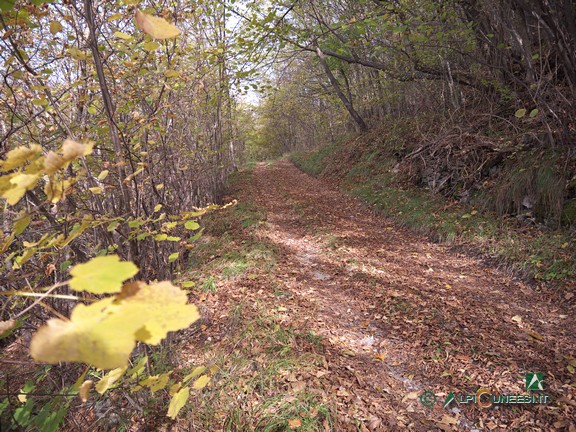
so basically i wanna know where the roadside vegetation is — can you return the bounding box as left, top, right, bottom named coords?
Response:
left=291, top=120, right=576, bottom=284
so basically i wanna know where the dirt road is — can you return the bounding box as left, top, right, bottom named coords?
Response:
left=208, top=160, right=575, bottom=431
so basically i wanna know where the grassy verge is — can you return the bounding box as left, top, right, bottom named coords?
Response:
left=180, top=302, right=331, bottom=431
left=290, top=136, right=576, bottom=283
left=167, top=167, right=332, bottom=430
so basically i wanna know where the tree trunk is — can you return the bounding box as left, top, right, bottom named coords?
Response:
left=315, top=46, right=368, bottom=132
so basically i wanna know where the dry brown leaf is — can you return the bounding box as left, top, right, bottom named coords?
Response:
left=0, top=319, right=16, bottom=337
left=401, top=391, right=419, bottom=402
left=288, top=418, right=302, bottom=429
left=79, top=380, right=93, bottom=402
left=367, top=415, right=382, bottom=430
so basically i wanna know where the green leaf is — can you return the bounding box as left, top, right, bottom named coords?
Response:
left=69, top=255, right=139, bottom=294
left=13, top=214, right=31, bottom=236
left=0, top=0, right=17, bottom=12
left=168, top=252, right=179, bottom=262
left=167, top=386, right=189, bottom=419
left=49, top=21, right=63, bottom=35
left=127, top=355, right=148, bottom=378
left=529, top=108, right=539, bottom=118
left=107, top=221, right=120, bottom=232
left=515, top=108, right=527, bottom=118
left=135, top=10, right=181, bottom=40
left=184, top=220, right=200, bottom=230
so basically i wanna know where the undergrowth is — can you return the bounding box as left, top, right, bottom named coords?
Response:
left=290, top=129, right=576, bottom=283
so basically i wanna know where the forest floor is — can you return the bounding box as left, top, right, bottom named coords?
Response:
left=174, top=160, right=575, bottom=431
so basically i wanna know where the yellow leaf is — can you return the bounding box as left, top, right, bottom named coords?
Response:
left=97, top=170, right=109, bottom=181
left=30, top=299, right=134, bottom=369
left=107, top=13, right=123, bottom=21
left=130, top=281, right=200, bottom=344
left=140, top=372, right=171, bottom=392
left=69, top=255, right=139, bottom=294
left=169, top=383, right=182, bottom=395
left=135, top=10, right=181, bottom=40
left=154, top=204, right=162, bottom=212
left=62, top=139, right=93, bottom=161
left=182, top=366, right=206, bottom=384
left=30, top=281, right=199, bottom=369
left=167, top=386, right=189, bottom=419
left=164, top=69, right=180, bottom=78
left=3, top=173, right=40, bottom=205
left=511, top=315, right=522, bottom=323
left=68, top=47, right=88, bottom=61
left=79, top=380, right=93, bottom=402
left=44, top=151, right=66, bottom=174
left=114, top=31, right=132, bottom=40
left=32, top=98, right=49, bottom=106
left=0, top=144, right=42, bottom=172
left=143, top=41, right=161, bottom=51
left=192, top=375, right=210, bottom=390
left=44, top=178, right=74, bottom=204
left=168, top=252, right=179, bottom=263
left=49, top=20, right=63, bottom=35
left=89, top=187, right=103, bottom=194
left=96, top=367, right=126, bottom=394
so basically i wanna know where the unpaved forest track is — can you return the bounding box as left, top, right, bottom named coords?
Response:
left=211, top=160, right=575, bottom=431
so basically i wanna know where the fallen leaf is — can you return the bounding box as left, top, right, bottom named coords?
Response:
left=288, top=418, right=302, bottom=429
left=0, top=319, right=16, bottom=337
left=79, top=380, right=93, bottom=402
left=402, top=391, right=419, bottom=402
left=527, top=330, right=545, bottom=341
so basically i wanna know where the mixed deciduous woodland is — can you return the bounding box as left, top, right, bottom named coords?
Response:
left=0, top=0, right=574, bottom=430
